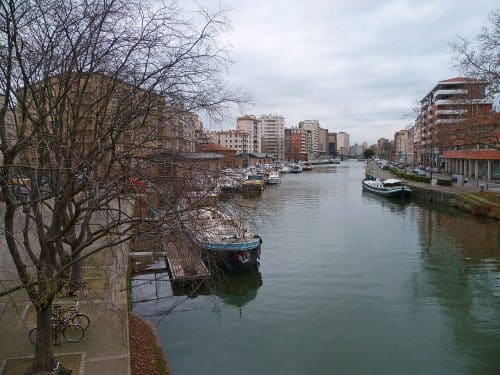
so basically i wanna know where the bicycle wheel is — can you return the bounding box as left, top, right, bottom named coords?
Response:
left=62, top=323, right=85, bottom=342
left=28, top=327, right=39, bottom=344
left=71, top=313, right=90, bottom=330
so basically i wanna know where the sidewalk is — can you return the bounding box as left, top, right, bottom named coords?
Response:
left=0, top=203, right=131, bottom=375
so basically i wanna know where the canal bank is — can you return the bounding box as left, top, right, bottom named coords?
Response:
left=366, top=162, right=500, bottom=220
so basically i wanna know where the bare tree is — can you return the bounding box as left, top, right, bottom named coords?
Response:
left=449, top=10, right=500, bottom=151
left=450, top=9, right=500, bottom=92
left=0, top=0, right=245, bottom=373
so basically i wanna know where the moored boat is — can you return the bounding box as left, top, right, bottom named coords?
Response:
left=178, top=208, right=262, bottom=272
left=302, top=162, right=314, bottom=171
left=280, top=165, right=291, bottom=173
left=290, top=163, right=303, bottom=173
left=362, top=178, right=411, bottom=198
left=267, top=170, right=281, bottom=185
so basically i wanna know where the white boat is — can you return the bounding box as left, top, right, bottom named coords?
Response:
left=362, top=178, right=411, bottom=198
left=280, top=165, right=291, bottom=173
left=302, top=162, right=314, bottom=171
left=290, top=163, right=303, bottom=173
left=267, top=171, right=281, bottom=185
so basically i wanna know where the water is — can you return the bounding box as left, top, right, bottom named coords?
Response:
left=132, top=160, right=500, bottom=375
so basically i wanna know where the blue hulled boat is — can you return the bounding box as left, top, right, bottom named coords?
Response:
left=178, top=208, right=262, bottom=272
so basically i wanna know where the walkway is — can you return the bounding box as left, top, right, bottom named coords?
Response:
left=0, top=203, right=131, bottom=375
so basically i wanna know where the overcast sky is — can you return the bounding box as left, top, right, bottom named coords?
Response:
left=198, top=0, right=498, bottom=145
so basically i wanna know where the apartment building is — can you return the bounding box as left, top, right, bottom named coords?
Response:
left=15, top=73, right=199, bottom=182
left=327, top=132, right=337, bottom=156
left=236, top=115, right=261, bottom=153
left=285, top=127, right=312, bottom=161
left=298, top=120, right=320, bottom=157
left=419, top=77, right=499, bottom=180
left=337, top=132, right=350, bottom=155
left=209, top=130, right=251, bottom=154
left=259, top=114, right=285, bottom=160
left=393, top=129, right=412, bottom=165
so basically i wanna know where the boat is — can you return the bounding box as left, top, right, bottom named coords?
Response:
left=302, top=162, right=314, bottom=171
left=241, top=174, right=266, bottom=196
left=280, top=165, right=291, bottom=173
left=289, top=163, right=303, bottom=173
left=267, top=170, right=281, bottom=185
left=362, top=178, right=411, bottom=198
left=178, top=208, right=262, bottom=272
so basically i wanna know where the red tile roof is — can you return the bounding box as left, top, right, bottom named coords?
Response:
left=439, top=77, right=477, bottom=83
left=196, top=142, right=230, bottom=152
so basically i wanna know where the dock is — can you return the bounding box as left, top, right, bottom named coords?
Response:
left=164, top=241, right=210, bottom=281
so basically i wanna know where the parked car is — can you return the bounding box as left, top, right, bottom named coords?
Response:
left=451, top=174, right=463, bottom=183
left=413, top=169, right=427, bottom=176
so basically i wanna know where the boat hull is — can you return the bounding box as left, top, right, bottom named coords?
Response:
left=199, top=237, right=262, bottom=272
left=267, top=177, right=280, bottom=185
left=362, top=180, right=411, bottom=198
left=178, top=210, right=262, bottom=272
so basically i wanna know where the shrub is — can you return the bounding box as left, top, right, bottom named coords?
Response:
left=437, top=179, right=452, bottom=186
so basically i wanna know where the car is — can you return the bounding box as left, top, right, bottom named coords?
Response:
left=451, top=174, right=463, bottom=183
left=413, top=169, right=427, bottom=176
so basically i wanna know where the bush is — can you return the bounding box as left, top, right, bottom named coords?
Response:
left=437, top=179, right=452, bottom=186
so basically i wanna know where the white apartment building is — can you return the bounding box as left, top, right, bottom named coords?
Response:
left=209, top=130, right=250, bottom=153
left=259, top=114, right=285, bottom=160
left=337, top=132, right=350, bottom=155
left=236, top=115, right=261, bottom=153
left=298, top=120, right=321, bottom=157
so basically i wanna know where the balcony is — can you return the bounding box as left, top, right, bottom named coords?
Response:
left=436, top=109, right=467, bottom=115
left=434, top=89, right=468, bottom=97
left=436, top=118, right=465, bottom=124
left=434, top=99, right=469, bottom=105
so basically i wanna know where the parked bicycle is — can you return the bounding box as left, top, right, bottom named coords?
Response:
left=54, top=301, right=91, bottom=330
left=28, top=301, right=89, bottom=345
left=28, top=315, right=84, bottom=345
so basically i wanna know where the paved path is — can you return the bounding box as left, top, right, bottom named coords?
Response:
left=0, top=202, right=131, bottom=375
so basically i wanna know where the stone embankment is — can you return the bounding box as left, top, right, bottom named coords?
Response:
left=366, top=163, right=500, bottom=220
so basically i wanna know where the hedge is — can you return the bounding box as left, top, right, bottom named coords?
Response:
left=436, top=179, right=452, bottom=186
left=389, top=167, right=431, bottom=183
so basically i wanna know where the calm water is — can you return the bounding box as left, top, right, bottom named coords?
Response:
left=132, top=160, right=500, bottom=375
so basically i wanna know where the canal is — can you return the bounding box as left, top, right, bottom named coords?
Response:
left=132, top=160, right=500, bottom=375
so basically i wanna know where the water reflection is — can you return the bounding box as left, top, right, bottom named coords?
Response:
left=360, top=189, right=412, bottom=212
left=214, top=268, right=263, bottom=311
left=416, top=208, right=500, bottom=374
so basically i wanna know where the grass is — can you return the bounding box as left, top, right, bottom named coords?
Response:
left=153, top=341, right=169, bottom=375
left=455, top=192, right=500, bottom=219
left=473, top=191, right=500, bottom=204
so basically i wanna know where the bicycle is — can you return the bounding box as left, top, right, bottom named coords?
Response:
left=53, top=301, right=91, bottom=330
left=28, top=309, right=85, bottom=345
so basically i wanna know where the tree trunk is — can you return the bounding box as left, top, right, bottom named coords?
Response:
left=69, top=257, right=84, bottom=295
left=32, top=305, right=54, bottom=374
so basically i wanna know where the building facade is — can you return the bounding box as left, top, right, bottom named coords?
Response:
left=337, top=132, right=350, bottom=155
left=209, top=130, right=251, bottom=154
left=298, top=120, right=320, bottom=158
left=285, top=128, right=311, bottom=161
left=394, top=129, right=412, bottom=165
left=236, top=115, right=262, bottom=154
left=418, top=77, right=499, bottom=180
left=259, top=114, right=285, bottom=160
left=326, top=132, right=337, bottom=156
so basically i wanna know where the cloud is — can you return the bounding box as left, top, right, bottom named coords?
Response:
left=200, top=0, right=498, bottom=144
